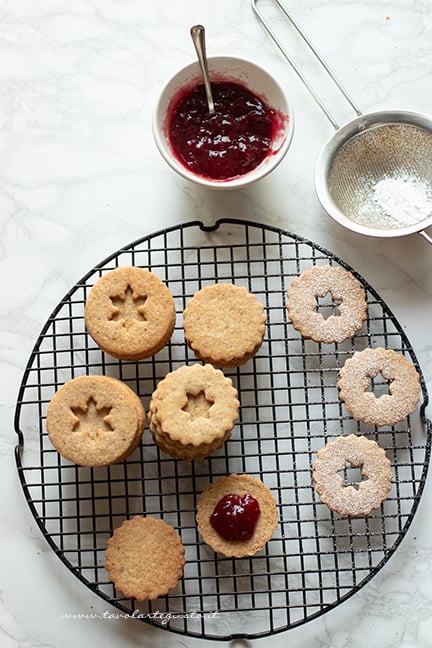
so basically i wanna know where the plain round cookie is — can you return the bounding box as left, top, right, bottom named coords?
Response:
left=286, top=264, right=367, bottom=343
left=149, top=363, right=239, bottom=460
left=85, top=266, right=176, bottom=360
left=183, top=283, right=266, bottom=367
left=313, top=435, right=392, bottom=517
left=46, top=375, right=145, bottom=466
left=337, top=347, right=421, bottom=426
left=104, top=516, right=185, bottom=600
left=196, top=473, right=278, bottom=557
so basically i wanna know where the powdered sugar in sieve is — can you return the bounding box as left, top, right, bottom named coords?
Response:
left=372, top=175, right=432, bottom=226
left=327, top=123, right=432, bottom=230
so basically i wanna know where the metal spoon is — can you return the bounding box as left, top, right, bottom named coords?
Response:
left=190, top=24, right=215, bottom=115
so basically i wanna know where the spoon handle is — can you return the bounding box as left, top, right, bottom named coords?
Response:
left=190, top=24, right=215, bottom=115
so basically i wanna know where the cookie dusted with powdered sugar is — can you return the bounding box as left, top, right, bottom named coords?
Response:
left=286, top=264, right=367, bottom=344
left=313, top=435, right=392, bottom=517
left=337, top=347, right=421, bottom=426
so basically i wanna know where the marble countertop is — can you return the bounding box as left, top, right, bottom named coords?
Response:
left=2, top=1, right=432, bottom=647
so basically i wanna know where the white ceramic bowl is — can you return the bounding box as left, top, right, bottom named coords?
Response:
left=152, top=56, right=294, bottom=189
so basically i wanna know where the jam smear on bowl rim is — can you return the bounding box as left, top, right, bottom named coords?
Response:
left=210, top=492, right=261, bottom=540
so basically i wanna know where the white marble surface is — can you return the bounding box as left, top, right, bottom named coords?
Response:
left=2, top=1, right=432, bottom=647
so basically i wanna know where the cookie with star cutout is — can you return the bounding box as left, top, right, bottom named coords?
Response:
left=148, top=363, right=239, bottom=461
left=84, top=266, right=176, bottom=360
left=46, top=374, right=145, bottom=466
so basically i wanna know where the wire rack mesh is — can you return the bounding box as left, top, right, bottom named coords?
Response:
left=14, top=219, right=431, bottom=640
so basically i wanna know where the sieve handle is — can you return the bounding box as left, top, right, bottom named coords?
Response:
left=419, top=230, right=432, bottom=246
left=251, top=0, right=362, bottom=130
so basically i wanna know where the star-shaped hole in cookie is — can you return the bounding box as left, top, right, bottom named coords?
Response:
left=366, top=372, right=392, bottom=399
left=71, top=397, right=114, bottom=440
left=339, top=461, right=366, bottom=491
left=109, top=285, right=147, bottom=329
left=315, top=290, right=343, bottom=320
left=182, top=390, right=215, bottom=420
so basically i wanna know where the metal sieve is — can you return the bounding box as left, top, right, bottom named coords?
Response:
left=252, top=0, right=432, bottom=245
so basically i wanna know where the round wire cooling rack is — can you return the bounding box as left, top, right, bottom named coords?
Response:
left=14, top=218, right=431, bottom=641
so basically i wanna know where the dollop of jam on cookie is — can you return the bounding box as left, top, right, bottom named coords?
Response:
left=210, top=493, right=260, bottom=540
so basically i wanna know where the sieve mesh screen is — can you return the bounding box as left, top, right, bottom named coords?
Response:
left=327, top=123, right=432, bottom=229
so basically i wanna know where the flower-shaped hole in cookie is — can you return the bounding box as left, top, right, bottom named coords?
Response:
left=182, top=390, right=215, bottom=420
left=108, top=285, right=148, bottom=329
left=71, top=397, right=114, bottom=440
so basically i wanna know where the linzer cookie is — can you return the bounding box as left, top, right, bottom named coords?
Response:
left=149, top=363, right=239, bottom=461
left=337, top=347, right=421, bottom=426
left=104, top=516, right=185, bottom=600
left=313, top=434, right=393, bottom=517
left=286, top=264, right=367, bottom=343
left=85, top=266, right=176, bottom=360
left=183, top=283, right=266, bottom=367
left=46, top=375, right=145, bottom=466
left=196, top=473, right=278, bottom=558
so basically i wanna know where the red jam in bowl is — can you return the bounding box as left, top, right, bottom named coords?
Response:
left=167, top=80, right=286, bottom=181
left=210, top=493, right=260, bottom=540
